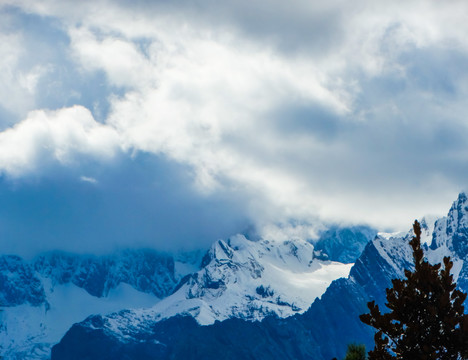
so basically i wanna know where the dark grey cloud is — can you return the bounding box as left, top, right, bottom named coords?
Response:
left=272, top=104, right=341, bottom=140
left=79, top=0, right=349, bottom=58
left=188, top=0, right=347, bottom=55
left=0, top=154, right=249, bottom=256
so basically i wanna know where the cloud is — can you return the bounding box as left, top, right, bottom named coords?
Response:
left=1, top=0, right=468, bottom=253
left=0, top=106, right=120, bottom=176
left=69, top=27, right=156, bottom=89
left=0, top=155, right=250, bottom=256
left=0, top=29, right=35, bottom=121
left=80, top=175, right=97, bottom=184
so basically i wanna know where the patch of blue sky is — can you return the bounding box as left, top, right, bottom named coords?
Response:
left=1, top=6, right=122, bottom=124
left=398, top=47, right=468, bottom=98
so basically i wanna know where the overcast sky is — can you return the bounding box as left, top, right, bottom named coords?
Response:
left=1, top=0, right=467, bottom=255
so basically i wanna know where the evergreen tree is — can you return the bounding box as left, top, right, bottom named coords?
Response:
left=344, top=343, right=367, bottom=360
left=360, top=220, right=468, bottom=359
left=331, top=343, right=367, bottom=360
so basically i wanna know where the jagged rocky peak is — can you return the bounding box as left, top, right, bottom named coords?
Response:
left=0, top=248, right=205, bottom=359
left=50, top=193, right=468, bottom=360
left=200, top=234, right=316, bottom=276
left=0, top=249, right=198, bottom=309
left=31, top=249, right=180, bottom=298
left=73, top=234, right=352, bottom=329
left=314, top=225, right=377, bottom=263
left=201, top=234, right=319, bottom=282
left=200, top=239, right=234, bottom=268
left=50, top=226, right=405, bottom=360
left=431, top=192, right=468, bottom=258
left=348, top=232, right=414, bottom=307
left=0, top=255, right=46, bottom=307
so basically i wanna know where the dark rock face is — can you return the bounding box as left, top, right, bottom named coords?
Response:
left=1, top=250, right=180, bottom=307
left=52, top=314, right=322, bottom=360
left=0, top=255, right=46, bottom=306
left=51, top=283, right=377, bottom=360
left=34, top=250, right=178, bottom=298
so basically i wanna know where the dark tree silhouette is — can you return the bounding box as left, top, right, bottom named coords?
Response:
left=360, top=220, right=468, bottom=359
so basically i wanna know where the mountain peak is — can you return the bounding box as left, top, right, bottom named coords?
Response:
left=92, top=235, right=353, bottom=327
left=430, top=192, right=468, bottom=258
left=457, top=191, right=468, bottom=202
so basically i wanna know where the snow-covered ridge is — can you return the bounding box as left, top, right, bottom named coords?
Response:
left=374, top=194, right=468, bottom=287
left=33, top=250, right=178, bottom=299
left=431, top=192, right=468, bottom=258
left=51, top=193, right=468, bottom=360
left=0, top=282, right=159, bottom=360
left=1, top=226, right=371, bottom=359
left=0, top=249, right=203, bottom=359
left=372, top=195, right=468, bottom=287
left=0, top=255, right=46, bottom=307
left=1, top=249, right=201, bottom=308
left=370, top=216, right=435, bottom=280
left=93, top=235, right=353, bottom=329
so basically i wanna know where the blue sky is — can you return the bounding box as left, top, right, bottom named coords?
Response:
left=1, top=0, right=468, bottom=254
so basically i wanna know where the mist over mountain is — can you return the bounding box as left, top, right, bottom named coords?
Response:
left=0, top=224, right=373, bottom=358
left=2, top=1, right=468, bottom=359
left=314, top=225, right=377, bottom=263
left=51, top=193, right=468, bottom=360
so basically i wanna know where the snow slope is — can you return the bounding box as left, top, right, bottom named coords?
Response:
left=0, top=249, right=202, bottom=359
left=100, top=235, right=353, bottom=329
left=2, top=225, right=373, bottom=359
left=52, top=193, right=468, bottom=360
left=0, top=282, right=158, bottom=359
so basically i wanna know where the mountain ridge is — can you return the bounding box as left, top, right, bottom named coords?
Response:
left=52, top=193, right=468, bottom=360
left=0, top=225, right=373, bottom=359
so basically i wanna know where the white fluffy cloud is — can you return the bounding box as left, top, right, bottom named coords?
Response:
left=0, top=106, right=120, bottom=176
left=1, top=0, right=468, bottom=234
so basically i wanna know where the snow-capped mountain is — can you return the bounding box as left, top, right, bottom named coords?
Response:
left=42, top=234, right=352, bottom=359
left=1, top=227, right=367, bottom=359
left=1, top=255, right=46, bottom=307
left=33, top=250, right=181, bottom=298
left=52, top=193, right=468, bottom=360
left=49, top=234, right=353, bottom=360
left=0, top=249, right=202, bottom=359
left=143, top=235, right=352, bottom=325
